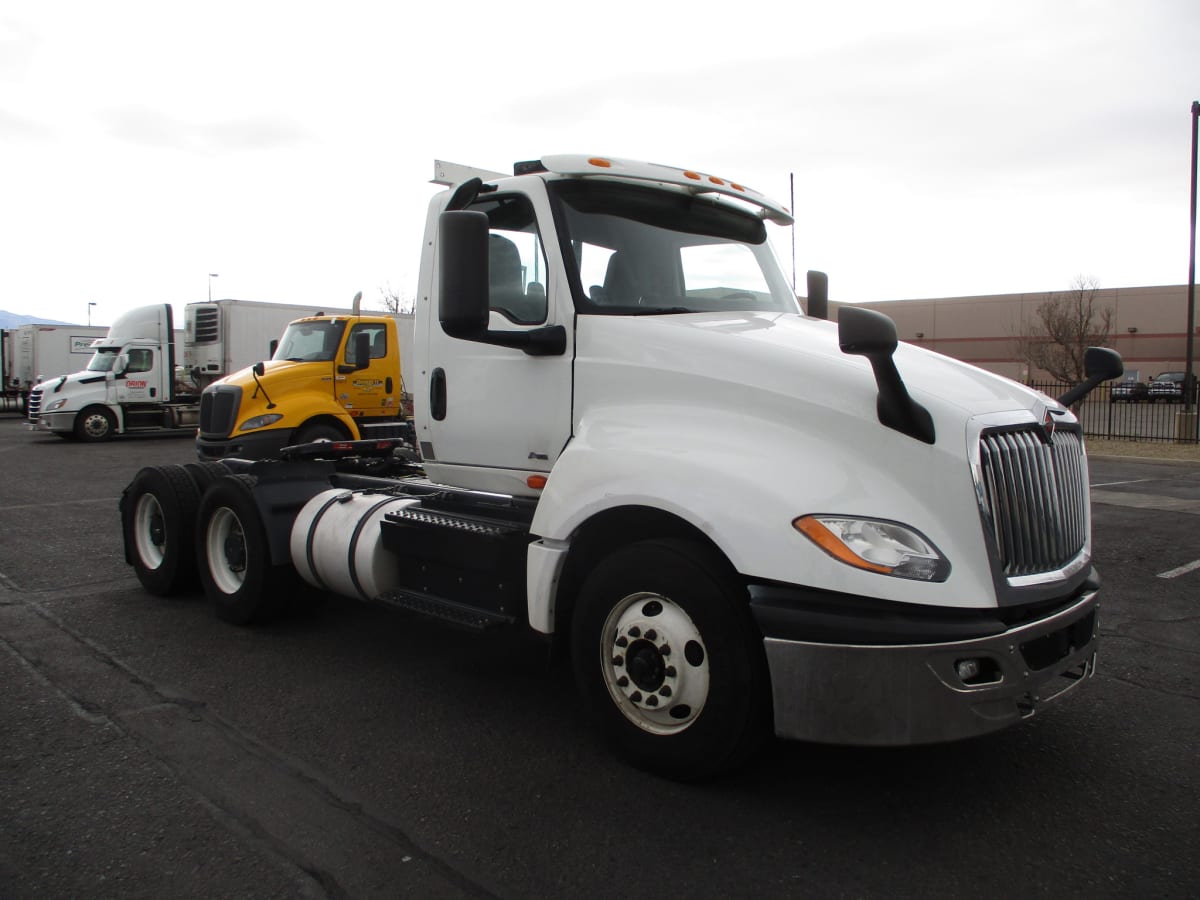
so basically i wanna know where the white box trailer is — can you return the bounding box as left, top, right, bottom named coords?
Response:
left=12, top=324, right=109, bottom=396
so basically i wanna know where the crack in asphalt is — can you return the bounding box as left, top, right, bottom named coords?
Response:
left=1090, top=489, right=1200, bottom=515
left=1097, top=629, right=1200, bottom=657
left=0, top=594, right=499, bottom=900
left=1095, top=670, right=1200, bottom=702
left=0, top=496, right=121, bottom=512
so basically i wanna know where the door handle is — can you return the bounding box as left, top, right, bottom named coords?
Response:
left=430, top=368, right=447, bottom=421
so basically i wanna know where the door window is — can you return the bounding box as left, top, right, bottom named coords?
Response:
left=125, top=349, right=153, bottom=373
left=344, top=323, right=388, bottom=366
left=469, top=195, right=548, bottom=325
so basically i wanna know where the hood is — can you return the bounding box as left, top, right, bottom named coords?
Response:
left=216, top=358, right=332, bottom=390
left=36, top=369, right=109, bottom=394
left=573, top=310, right=1062, bottom=453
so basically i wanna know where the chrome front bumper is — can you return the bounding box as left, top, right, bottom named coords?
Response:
left=761, top=589, right=1099, bottom=746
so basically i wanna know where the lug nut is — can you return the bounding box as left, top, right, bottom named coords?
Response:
left=659, top=685, right=672, bottom=697
left=659, top=644, right=671, bottom=657
left=629, top=626, right=641, bottom=638
left=616, top=676, right=629, bottom=688
left=645, top=629, right=657, bottom=641
left=630, top=691, right=643, bottom=703
left=612, top=656, right=624, bottom=667
left=645, top=695, right=659, bottom=707
left=665, top=666, right=676, bottom=678
left=615, top=636, right=628, bottom=648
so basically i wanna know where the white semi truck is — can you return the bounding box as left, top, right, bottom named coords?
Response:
left=119, top=155, right=1122, bottom=779
left=28, top=300, right=347, bottom=441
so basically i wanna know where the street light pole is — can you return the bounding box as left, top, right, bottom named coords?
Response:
left=208, top=273, right=219, bottom=303
left=1186, top=102, right=1198, bottom=418
left=87, top=302, right=96, bottom=326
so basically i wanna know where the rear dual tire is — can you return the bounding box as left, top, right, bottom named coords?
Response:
left=122, top=465, right=201, bottom=596
left=122, top=464, right=294, bottom=625
left=195, top=474, right=296, bottom=625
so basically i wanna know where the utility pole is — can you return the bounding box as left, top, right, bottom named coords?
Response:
left=1186, top=101, right=1198, bottom=419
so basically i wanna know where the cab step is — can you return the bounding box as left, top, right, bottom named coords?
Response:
left=379, top=499, right=533, bottom=624
left=376, top=588, right=516, bottom=631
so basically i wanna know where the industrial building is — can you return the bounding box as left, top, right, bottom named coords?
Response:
left=841, top=283, right=1195, bottom=384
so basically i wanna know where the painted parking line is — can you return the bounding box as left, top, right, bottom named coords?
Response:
left=1157, top=559, right=1200, bottom=579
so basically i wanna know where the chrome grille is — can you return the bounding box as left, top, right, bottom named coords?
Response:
left=977, top=427, right=1087, bottom=578
left=27, top=388, right=43, bottom=422
left=199, top=385, right=241, bottom=437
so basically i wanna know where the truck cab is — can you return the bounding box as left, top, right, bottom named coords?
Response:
left=409, top=156, right=1111, bottom=751
left=196, top=313, right=408, bottom=459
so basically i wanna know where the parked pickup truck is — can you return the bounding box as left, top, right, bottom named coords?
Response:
left=1148, top=371, right=1188, bottom=403
left=1111, top=379, right=1149, bottom=402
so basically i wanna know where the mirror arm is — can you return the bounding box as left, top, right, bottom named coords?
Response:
left=463, top=325, right=567, bottom=357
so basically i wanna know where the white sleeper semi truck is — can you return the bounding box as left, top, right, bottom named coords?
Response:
left=29, top=300, right=347, bottom=441
left=119, top=155, right=1122, bottom=779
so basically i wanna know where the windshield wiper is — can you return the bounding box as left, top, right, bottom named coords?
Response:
left=601, top=305, right=694, bottom=316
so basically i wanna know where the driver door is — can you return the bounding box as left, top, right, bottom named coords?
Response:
left=421, top=191, right=573, bottom=494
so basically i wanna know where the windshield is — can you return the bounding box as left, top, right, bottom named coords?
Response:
left=552, top=180, right=799, bottom=316
left=86, top=349, right=119, bottom=372
left=272, top=320, right=347, bottom=362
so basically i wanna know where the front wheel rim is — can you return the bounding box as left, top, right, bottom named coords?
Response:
left=83, top=414, right=109, bottom=437
left=133, top=493, right=166, bottom=570
left=600, top=591, right=709, bottom=735
left=206, top=507, right=247, bottom=594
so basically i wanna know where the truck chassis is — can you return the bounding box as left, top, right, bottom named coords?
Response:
left=121, top=438, right=1099, bottom=780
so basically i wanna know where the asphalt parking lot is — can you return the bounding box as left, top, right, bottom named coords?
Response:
left=0, top=415, right=1198, bottom=899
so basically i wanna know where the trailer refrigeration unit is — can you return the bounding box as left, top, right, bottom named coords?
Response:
left=28, top=300, right=347, bottom=441
left=120, top=155, right=1123, bottom=779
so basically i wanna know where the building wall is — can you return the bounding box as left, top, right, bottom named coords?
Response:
left=830, top=284, right=1198, bottom=383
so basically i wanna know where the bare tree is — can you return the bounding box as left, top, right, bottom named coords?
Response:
left=375, top=283, right=414, bottom=315
left=1017, top=276, right=1113, bottom=384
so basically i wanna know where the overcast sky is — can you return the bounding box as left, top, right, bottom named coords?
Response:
left=3, top=0, right=1197, bottom=327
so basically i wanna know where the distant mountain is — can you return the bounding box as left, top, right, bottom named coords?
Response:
left=0, top=310, right=82, bottom=329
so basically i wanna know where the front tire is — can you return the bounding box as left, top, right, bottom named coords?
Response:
left=571, top=538, right=771, bottom=780
left=195, top=474, right=285, bottom=625
left=293, top=421, right=349, bottom=445
left=120, top=465, right=201, bottom=595
left=74, top=405, right=116, bottom=441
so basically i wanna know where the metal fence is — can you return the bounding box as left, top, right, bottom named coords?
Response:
left=1027, top=381, right=1200, bottom=444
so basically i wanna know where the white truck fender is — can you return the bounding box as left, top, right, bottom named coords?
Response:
left=525, top=404, right=1000, bottom=633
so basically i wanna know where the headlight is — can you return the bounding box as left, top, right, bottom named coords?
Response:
left=792, top=515, right=950, bottom=582
left=46, top=398, right=69, bottom=411
left=239, top=413, right=284, bottom=431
